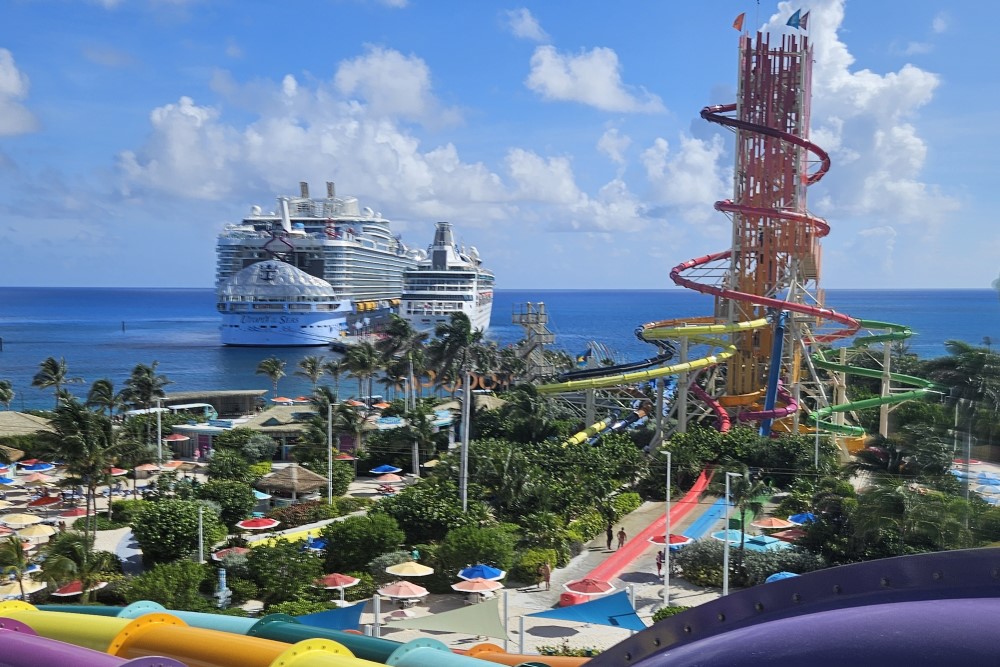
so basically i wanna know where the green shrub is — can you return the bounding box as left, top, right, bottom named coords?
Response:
left=322, top=514, right=406, bottom=573
left=510, top=548, right=557, bottom=586
left=226, top=577, right=259, bottom=605
left=111, top=499, right=149, bottom=524
left=265, top=598, right=332, bottom=616
left=343, top=571, right=377, bottom=602
left=249, top=461, right=272, bottom=480
left=538, top=640, right=601, bottom=657
left=122, top=560, right=214, bottom=611
left=673, top=539, right=725, bottom=587
left=651, top=605, right=691, bottom=622
left=367, top=551, right=414, bottom=583
left=612, top=492, right=642, bottom=519
left=566, top=510, right=604, bottom=540
left=268, top=501, right=341, bottom=529
left=335, top=496, right=372, bottom=514
left=740, top=549, right=827, bottom=586
left=93, top=515, right=129, bottom=531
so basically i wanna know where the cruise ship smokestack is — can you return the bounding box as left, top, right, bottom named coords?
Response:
left=327, top=182, right=335, bottom=198
left=300, top=182, right=309, bottom=198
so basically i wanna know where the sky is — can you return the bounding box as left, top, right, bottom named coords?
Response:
left=0, top=0, right=993, bottom=290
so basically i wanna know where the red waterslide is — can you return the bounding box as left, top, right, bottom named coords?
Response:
left=559, top=469, right=713, bottom=606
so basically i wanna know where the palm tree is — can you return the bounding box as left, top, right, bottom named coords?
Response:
left=31, top=356, right=83, bottom=409
left=122, top=362, right=171, bottom=446
left=343, top=341, right=380, bottom=401
left=0, top=534, right=34, bottom=600
left=296, top=355, right=326, bottom=390
left=332, top=402, right=368, bottom=456
left=0, top=380, right=13, bottom=410
left=708, top=464, right=772, bottom=564
left=323, top=359, right=347, bottom=402
left=256, top=356, right=287, bottom=398
left=403, top=402, right=438, bottom=475
left=42, top=531, right=118, bottom=604
left=426, top=312, right=487, bottom=396
left=376, top=315, right=429, bottom=403
left=86, top=379, right=124, bottom=417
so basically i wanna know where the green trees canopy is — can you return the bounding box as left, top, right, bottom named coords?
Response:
left=321, top=514, right=406, bottom=573
left=132, top=499, right=227, bottom=564
left=245, top=538, right=324, bottom=606
left=196, top=479, right=257, bottom=528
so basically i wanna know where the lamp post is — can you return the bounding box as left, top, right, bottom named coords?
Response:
left=663, top=450, right=671, bottom=607
left=722, top=471, right=741, bottom=596
left=327, top=402, right=334, bottom=505
left=156, top=398, right=162, bottom=466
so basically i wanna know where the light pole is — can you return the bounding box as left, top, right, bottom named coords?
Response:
left=722, top=471, right=741, bottom=596
left=327, top=402, right=334, bottom=505
left=663, top=450, right=671, bottom=607
left=460, top=370, right=471, bottom=512
left=156, top=398, right=162, bottom=466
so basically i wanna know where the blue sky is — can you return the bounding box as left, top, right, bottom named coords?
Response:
left=0, top=0, right=991, bottom=290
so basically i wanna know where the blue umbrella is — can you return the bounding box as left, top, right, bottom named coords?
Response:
left=765, top=571, right=800, bottom=583
left=977, top=472, right=1000, bottom=484
left=0, top=476, right=16, bottom=486
left=711, top=529, right=747, bottom=545
left=303, top=536, right=328, bottom=552
left=951, top=469, right=970, bottom=478
left=253, top=490, right=272, bottom=500
left=788, top=512, right=816, bottom=525
left=458, top=564, right=506, bottom=581
left=370, top=464, right=402, bottom=475
left=975, top=484, right=1000, bottom=494
left=20, top=463, right=54, bottom=473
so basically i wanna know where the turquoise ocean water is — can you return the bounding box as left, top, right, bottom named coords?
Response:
left=1, top=287, right=998, bottom=411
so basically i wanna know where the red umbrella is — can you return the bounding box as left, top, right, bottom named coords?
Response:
left=346, top=400, right=366, bottom=407
left=59, top=507, right=95, bottom=518
left=134, top=463, right=160, bottom=472
left=649, top=533, right=694, bottom=546
left=162, top=434, right=190, bottom=442
left=335, top=453, right=356, bottom=461
left=372, top=402, right=391, bottom=410
left=51, top=580, right=108, bottom=597
left=563, top=578, right=616, bottom=596
left=27, top=496, right=61, bottom=508
left=235, top=517, right=281, bottom=531
left=314, top=572, right=361, bottom=604
left=270, top=397, right=294, bottom=403
left=212, top=546, right=252, bottom=561
left=376, top=473, right=403, bottom=483
left=770, top=528, right=808, bottom=543
left=106, top=467, right=129, bottom=477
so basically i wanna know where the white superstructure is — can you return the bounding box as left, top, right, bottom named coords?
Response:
left=216, top=182, right=420, bottom=346
left=400, top=221, right=494, bottom=333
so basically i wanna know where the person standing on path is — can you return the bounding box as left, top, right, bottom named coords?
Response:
left=617, top=526, right=627, bottom=550
left=656, top=549, right=664, bottom=577
left=538, top=561, right=552, bottom=590
left=606, top=524, right=614, bottom=550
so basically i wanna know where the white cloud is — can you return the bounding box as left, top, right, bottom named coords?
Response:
left=225, top=38, right=243, bottom=59
left=765, top=0, right=957, bottom=236
left=597, top=128, right=630, bottom=165
left=525, top=45, right=664, bottom=113
left=932, top=12, right=949, bottom=34
left=901, top=41, right=931, bottom=56
left=0, top=49, right=39, bottom=136
left=505, top=8, right=549, bottom=42
left=848, top=225, right=897, bottom=275
left=641, top=134, right=728, bottom=224
left=82, top=44, right=135, bottom=68
left=334, top=46, right=461, bottom=126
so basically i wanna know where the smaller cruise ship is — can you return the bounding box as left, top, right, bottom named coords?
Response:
left=400, top=222, right=494, bottom=333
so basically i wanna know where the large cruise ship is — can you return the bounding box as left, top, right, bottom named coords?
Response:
left=399, top=221, right=494, bottom=333
left=216, top=182, right=420, bottom=346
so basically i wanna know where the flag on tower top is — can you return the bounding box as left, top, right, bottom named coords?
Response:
left=800, top=11, right=810, bottom=30
left=733, top=12, right=746, bottom=32
left=786, top=9, right=802, bottom=29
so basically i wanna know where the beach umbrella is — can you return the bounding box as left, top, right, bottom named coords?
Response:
left=458, top=564, right=506, bottom=581
left=20, top=473, right=56, bottom=486
left=158, top=460, right=184, bottom=471
left=293, top=396, right=311, bottom=403
left=270, top=397, right=294, bottom=403
left=346, top=399, right=366, bottom=407
left=253, top=490, right=272, bottom=500
left=212, top=546, right=251, bottom=561
left=765, top=571, right=801, bottom=583
left=1, top=514, right=43, bottom=529
left=302, top=536, right=328, bottom=552
left=370, top=464, right=402, bottom=475
left=59, top=507, right=95, bottom=519
left=334, top=453, right=356, bottom=461
left=385, top=561, right=434, bottom=577
left=18, top=524, right=56, bottom=543
left=162, top=434, right=190, bottom=443
left=954, top=458, right=982, bottom=466
left=235, top=517, right=280, bottom=531
left=0, top=526, right=13, bottom=537
left=134, top=463, right=161, bottom=472
left=377, top=581, right=429, bottom=599
left=375, top=473, right=404, bottom=483
left=563, top=578, right=615, bottom=596
left=26, top=496, right=61, bottom=509
left=50, top=580, right=108, bottom=597
left=0, top=501, right=13, bottom=511
left=372, top=402, right=391, bottom=410
left=649, top=534, right=694, bottom=549
left=420, top=459, right=440, bottom=469
left=0, top=579, right=46, bottom=599
left=977, top=472, right=1000, bottom=484
left=771, top=528, right=808, bottom=543
left=451, top=577, right=503, bottom=593
left=787, top=512, right=817, bottom=525
left=0, top=477, right=17, bottom=486
left=105, top=467, right=129, bottom=477
left=314, top=572, right=360, bottom=604
left=975, top=484, right=1000, bottom=495
left=750, top=517, right=796, bottom=530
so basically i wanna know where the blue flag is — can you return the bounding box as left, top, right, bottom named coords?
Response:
left=786, top=9, right=802, bottom=28
left=576, top=348, right=593, bottom=366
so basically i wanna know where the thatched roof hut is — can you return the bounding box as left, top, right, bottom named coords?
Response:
left=255, top=464, right=327, bottom=501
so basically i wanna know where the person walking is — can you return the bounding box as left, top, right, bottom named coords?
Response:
left=606, top=523, right=614, bottom=550
left=537, top=561, right=552, bottom=590
left=617, top=526, right=627, bottom=550
left=656, top=549, right=664, bottom=577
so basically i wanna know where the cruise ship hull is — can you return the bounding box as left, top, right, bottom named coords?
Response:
left=220, top=312, right=349, bottom=346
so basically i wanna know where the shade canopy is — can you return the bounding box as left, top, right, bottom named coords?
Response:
left=377, top=581, right=429, bottom=599
left=385, top=561, right=434, bottom=577
left=564, top=578, right=616, bottom=596
left=26, top=496, right=61, bottom=508
left=18, top=524, right=56, bottom=539
left=51, top=580, right=108, bottom=596
left=390, top=595, right=508, bottom=640
left=134, top=463, right=161, bottom=472
left=370, top=464, right=402, bottom=475
left=212, top=546, right=251, bottom=561
left=458, top=564, right=506, bottom=581
left=59, top=507, right=95, bottom=518
left=788, top=512, right=817, bottom=525
left=334, top=453, right=356, bottom=461
left=529, top=590, right=646, bottom=632
left=711, top=529, right=747, bottom=545
left=255, top=464, right=328, bottom=494
left=0, top=579, right=46, bottom=598
left=765, top=571, right=801, bottom=583
left=162, top=434, right=190, bottom=442
left=20, top=473, right=56, bottom=485
left=375, top=473, right=404, bottom=483
left=649, top=534, right=694, bottom=547
left=1, top=514, right=43, bottom=529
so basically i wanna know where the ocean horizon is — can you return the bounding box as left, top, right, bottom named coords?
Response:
left=1, top=286, right=998, bottom=412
